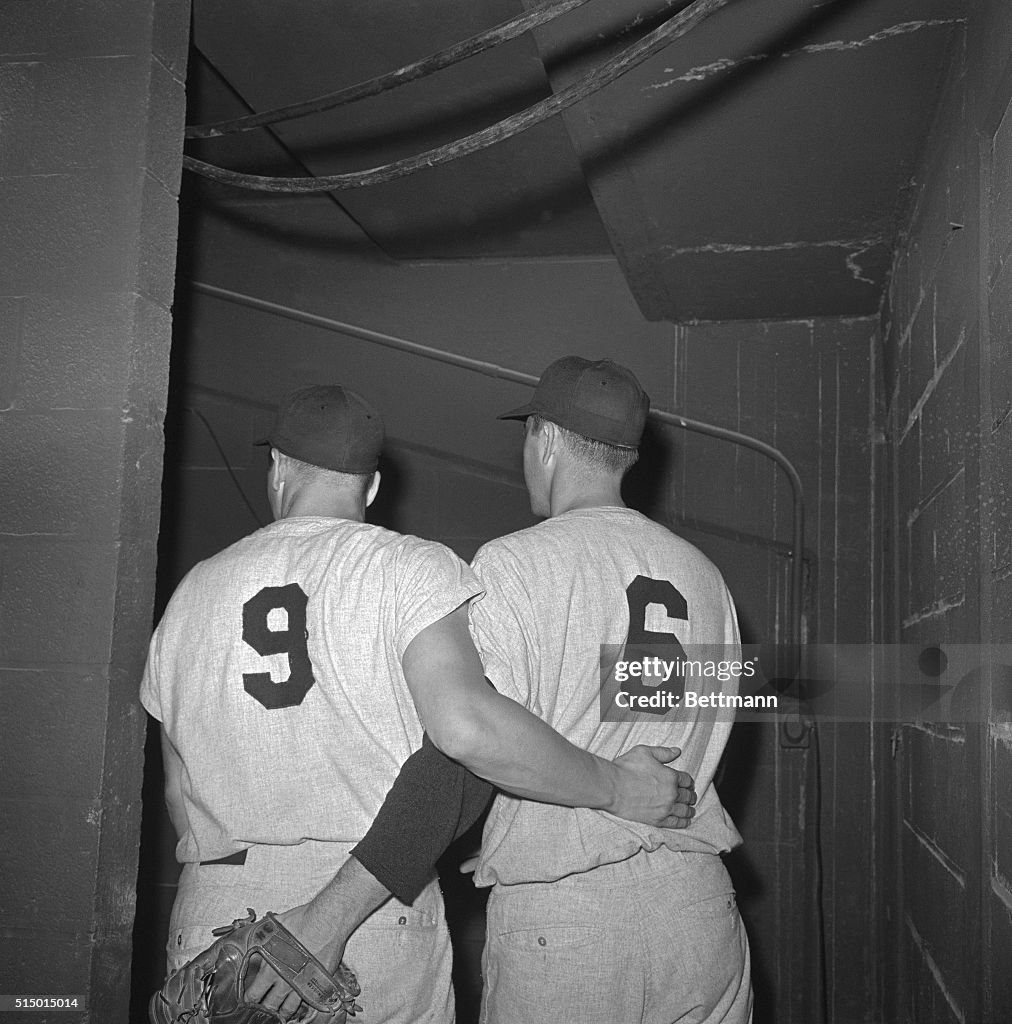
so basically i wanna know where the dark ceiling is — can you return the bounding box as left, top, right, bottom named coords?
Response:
left=186, top=0, right=966, bottom=322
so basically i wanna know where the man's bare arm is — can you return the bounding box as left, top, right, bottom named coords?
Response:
left=244, top=856, right=389, bottom=1017
left=160, top=727, right=189, bottom=841
left=402, top=605, right=693, bottom=828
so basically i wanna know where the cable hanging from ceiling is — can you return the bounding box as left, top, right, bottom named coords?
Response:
left=185, top=0, right=596, bottom=139
left=183, top=0, right=733, bottom=192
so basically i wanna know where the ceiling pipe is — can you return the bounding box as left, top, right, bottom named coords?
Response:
left=189, top=279, right=805, bottom=649
left=183, top=0, right=734, bottom=192
left=185, top=0, right=597, bottom=139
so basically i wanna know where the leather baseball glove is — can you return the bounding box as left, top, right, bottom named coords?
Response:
left=149, top=909, right=361, bottom=1024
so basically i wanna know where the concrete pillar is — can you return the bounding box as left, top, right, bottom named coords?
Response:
left=0, top=1, right=190, bottom=1019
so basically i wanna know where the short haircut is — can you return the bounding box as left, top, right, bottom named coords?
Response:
left=275, top=450, right=373, bottom=494
left=529, top=414, right=639, bottom=475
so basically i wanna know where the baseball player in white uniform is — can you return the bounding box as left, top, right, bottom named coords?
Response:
left=140, top=383, right=700, bottom=1024
left=468, top=357, right=753, bottom=1024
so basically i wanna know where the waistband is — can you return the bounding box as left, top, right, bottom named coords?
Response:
left=494, top=846, right=730, bottom=892
left=190, top=839, right=359, bottom=875
left=179, top=841, right=443, bottom=920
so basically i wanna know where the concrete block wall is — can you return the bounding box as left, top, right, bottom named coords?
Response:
left=881, top=1, right=1012, bottom=1020
left=676, top=317, right=880, bottom=1024
left=0, top=2, right=189, bottom=1020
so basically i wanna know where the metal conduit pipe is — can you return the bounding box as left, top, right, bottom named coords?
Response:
left=650, top=409, right=804, bottom=654
left=190, top=280, right=805, bottom=649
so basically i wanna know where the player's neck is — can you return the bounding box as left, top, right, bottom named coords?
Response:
left=549, top=479, right=625, bottom=517
left=281, top=490, right=366, bottom=522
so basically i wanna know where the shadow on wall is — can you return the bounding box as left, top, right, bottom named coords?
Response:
left=130, top=722, right=176, bottom=1023
left=365, top=448, right=406, bottom=533
left=622, top=419, right=674, bottom=519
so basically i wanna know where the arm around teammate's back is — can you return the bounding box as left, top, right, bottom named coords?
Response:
left=402, top=605, right=695, bottom=828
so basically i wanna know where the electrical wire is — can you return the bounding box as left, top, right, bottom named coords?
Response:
left=183, top=0, right=733, bottom=192
left=185, top=0, right=595, bottom=139
left=186, top=406, right=266, bottom=528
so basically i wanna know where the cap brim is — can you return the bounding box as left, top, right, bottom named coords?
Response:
left=497, top=402, right=537, bottom=422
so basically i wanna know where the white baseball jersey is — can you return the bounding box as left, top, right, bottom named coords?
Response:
left=140, top=516, right=482, bottom=865
left=468, top=505, right=743, bottom=886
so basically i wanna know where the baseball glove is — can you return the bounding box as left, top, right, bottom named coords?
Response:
left=149, top=909, right=361, bottom=1024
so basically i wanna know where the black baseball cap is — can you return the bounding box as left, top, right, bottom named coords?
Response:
left=259, top=384, right=384, bottom=473
left=499, top=356, right=649, bottom=448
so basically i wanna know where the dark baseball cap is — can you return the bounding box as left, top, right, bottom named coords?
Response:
left=259, top=384, right=384, bottom=473
left=498, top=356, right=649, bottom=448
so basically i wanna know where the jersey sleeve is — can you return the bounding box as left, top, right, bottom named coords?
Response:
left=393, top=540, right=484, bottom=659
left=138, top=622, right=164, bottom=722
left=467, top=542, right=538, bottom=707
left=351, top=733, right=493, bottom=905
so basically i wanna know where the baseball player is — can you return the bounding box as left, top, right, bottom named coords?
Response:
left=467, top=357, right=754, bottom=1024
left=141, top=383, right=698, bottom=1024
